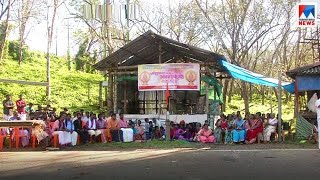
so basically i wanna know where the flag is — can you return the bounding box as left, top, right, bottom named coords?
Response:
left=165, top=82, right=170, bottom=108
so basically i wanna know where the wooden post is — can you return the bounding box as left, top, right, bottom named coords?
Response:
left=205, top=82, right=209, bottom=114
left=105, top=74, right=108, bottom=108
left=88, top=81, right=91, bottom=103
left=114, top=71, right=118, bottom=113
left=277, top=71, right=282, bottom=142
left=214, top=72, right=217, bottom=101
left=99, top=81, right=103, bottom=108
left=143, top=91, right=146, bottom=114
left=107, top=73, right=114, bottom=112
left=124, top=80, right=127, bottom=113
left=158, top=42, right=162, bottom=113
left=156, top=92, right=158, bottom=114
left=270, top=87, right=273, bottom=113
left=294, top=80, right=299, bottom=117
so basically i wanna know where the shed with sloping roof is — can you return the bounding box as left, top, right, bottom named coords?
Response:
left=286, top=62, right=320, bottom=124
left=94, top=30, right=228, bottom=115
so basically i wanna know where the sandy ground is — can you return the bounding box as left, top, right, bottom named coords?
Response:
left=1, top=148, right=320, bottom=180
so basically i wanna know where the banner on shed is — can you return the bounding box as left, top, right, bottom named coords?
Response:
left=138, top=63, right=200, bottom=91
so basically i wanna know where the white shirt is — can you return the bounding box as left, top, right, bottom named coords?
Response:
left=154, top=120, right=162, bottom=127
left=315, top=99, right=320, bottom=120
left=82, top=116, right=89, bottom=123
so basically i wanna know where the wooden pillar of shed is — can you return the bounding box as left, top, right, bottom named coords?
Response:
left=107, top=72, right=114, bottom=112
left=124, top=80, right=128, bottom=114
left=294, top=80, right=299, bottom=117
left=114, top=71, right=118, bottom=113
left=158, top=42, right=162, bottom=113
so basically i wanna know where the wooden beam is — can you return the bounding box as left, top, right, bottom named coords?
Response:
left=0, top=79, right=48, bottom=86
left=108, top=63, right=220, bottom=72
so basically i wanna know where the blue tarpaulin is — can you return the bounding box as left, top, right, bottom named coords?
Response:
left=220, top=60, right=295, bottom=94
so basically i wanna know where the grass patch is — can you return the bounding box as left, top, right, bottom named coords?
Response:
left=79, top=140, right=195, bottom=150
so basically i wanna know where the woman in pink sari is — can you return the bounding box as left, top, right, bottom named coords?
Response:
left=198, top=124, right=215, bottom=143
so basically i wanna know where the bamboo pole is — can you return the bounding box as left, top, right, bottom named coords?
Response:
left=107, top=73, right=114, bottom=111
left=114, top=71, right=118, bottom=113
left=0, top=79, right=48, bottom=86
left=294, top=80, right=299, bottom=117
left=277, top=71, right=282, bottom=142
left=124, top=81, right=127, bottom=113
left=99, top=81, right=103, bottom=108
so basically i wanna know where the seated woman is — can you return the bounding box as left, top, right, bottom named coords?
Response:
left=183, top=127, right=193, bottom=141
left=160, top=126, right=165, bottom=140
left=263, top=113, right=278, bottom=143
left=154, top=126, right=162, bottom=140
left=231, top=114, right=246, bottom=144
left=214, top=114, right=228, bottom=143
left=193, top=123, right=202, bottom=142
left=246, top=114, right=263, bottom=144
left=9, top=111, right=30, bottom=147
left=134, top=120, right=144, bottom=141
left=32, top=115, right=49, bottom=147
left=173, top=124, right=185, bottom=140
left=224, top=114, right=234, bottom=144
left=198, top=124, right=215, bottom=143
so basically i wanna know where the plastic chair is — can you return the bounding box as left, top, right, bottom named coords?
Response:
left=12, top=127, right=29, bottom=149
left=77, top=135, right=81, bottom=145
left=53, top=133, right=59, bottom=148
left=31, top=134, right=37, bottom=149
left=0, top=128, right=7, bottom=150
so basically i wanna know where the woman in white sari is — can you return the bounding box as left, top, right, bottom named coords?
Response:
left=263, top=113, right=278, bottom=143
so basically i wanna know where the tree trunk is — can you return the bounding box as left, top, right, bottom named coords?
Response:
left=227, top=79, right=234, bottom=103
left=0, top=0, right=11, bottom=63
left=249, top=83, right=253, bottom=102
left=261, top=86, right=265, bottom=105
left=241, top=81, right=249, bottom=113
left=284, top=91, right=289, bottom=103
left=273, top=87, right=278, bottom=102
left=19, top=40, right=23, bottom=65
left=222, top=79, right=229, bottom=112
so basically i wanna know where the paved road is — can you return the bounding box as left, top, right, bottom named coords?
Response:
left=0, top=149, right=320, bottom=180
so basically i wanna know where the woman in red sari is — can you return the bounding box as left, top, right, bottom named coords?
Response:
left=246, top=114, right=263, bottom=144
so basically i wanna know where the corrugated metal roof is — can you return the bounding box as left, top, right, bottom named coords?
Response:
left=93, top=30, right=227, bottom=72
left=286, top=62, right=320, bottom=79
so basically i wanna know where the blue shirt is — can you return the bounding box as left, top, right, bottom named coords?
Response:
left=65, top=120, right=74, bottom=131
left=235, top=119, right=246, bottom=130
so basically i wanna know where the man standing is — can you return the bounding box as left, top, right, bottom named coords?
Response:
left=3, top=94, right=14, bottom=120
left=315, top=95, right=320, bottom=149
left=16, top=95, right=27, bottom=121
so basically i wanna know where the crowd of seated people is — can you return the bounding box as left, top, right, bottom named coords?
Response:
left=213, top=111, right=282, bottom=144
left=2, top=98, right=297, bottom=148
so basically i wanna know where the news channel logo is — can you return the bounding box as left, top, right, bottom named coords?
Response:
left=294, top=2, right=318, bottom=28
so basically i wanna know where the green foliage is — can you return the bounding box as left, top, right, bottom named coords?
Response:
left=7, top=40, right=32, bottom=62
left=225, top=94, right=294, bottom=120
left=74, top=38, right=97, bottom=73
left=0, top=41, right=104, bottom=115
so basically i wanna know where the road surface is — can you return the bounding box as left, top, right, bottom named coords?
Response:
left=0, top=148, right=320, bottom=180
